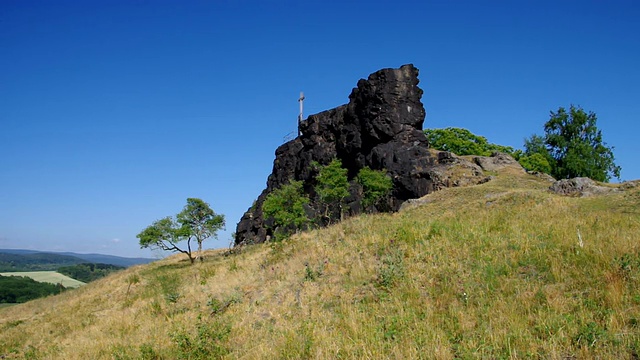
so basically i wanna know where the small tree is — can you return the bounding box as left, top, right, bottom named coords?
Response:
left=137, top=198, right=225, bottom=264
left=177, top=198, right=225, bottom=262
left=262, top=180, right=310, bottom=239
left=357, top=167, right=393, bottom=210
left=314, top=159, right=350, bottom=221
left=137, top=217, right=196, bottom=263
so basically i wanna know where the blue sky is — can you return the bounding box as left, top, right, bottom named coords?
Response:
left=1, top=1, right=638, bottom=258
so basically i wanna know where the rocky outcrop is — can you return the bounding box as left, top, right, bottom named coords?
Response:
left=549, top=177, right=618, bottom=197
left=474, top=152, right=525, bottom=174
left=235, top=64, right=489, bottom=245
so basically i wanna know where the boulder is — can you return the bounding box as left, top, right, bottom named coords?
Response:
left=549, top=177, right=618, bottom=197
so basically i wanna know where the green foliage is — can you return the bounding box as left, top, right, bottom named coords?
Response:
left=538, top=105, right=621, bottom=182
left=0, top=274, right=65, bottom=303
left=138, top=344, right=160, bottom=360
left=519, top=134, right=554, bottom=173
left=262, top=180, right=310, bottom=238
left=171, top=316, right=231, bottom=359
left=207, top=294, right=240, bottom=315
left=137, top=217, right=193, bottom=261
left=177, top=198, right=225, bottom=262
left=375, top=242, right=405, bottom=290
left=137, top=198, right=225, bottom=264
left=303, top=262, right=324, bottom=282
left=518, top=152, right=553, bottom=174
left=574, top=321, right=608, bottom=347
left=357, top=167, right=393, bottom=210
left=314, top=159, right=350, bottom=220
left=425, top=127, right=515, bottom=156
left=57, top=263, right=124, bottom=283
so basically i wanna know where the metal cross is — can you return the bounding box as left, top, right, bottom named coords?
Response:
left=298, top=91, right=305, bottom=135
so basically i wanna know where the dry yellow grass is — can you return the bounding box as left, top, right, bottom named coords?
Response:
left=1, top=171, right=639, bottom=359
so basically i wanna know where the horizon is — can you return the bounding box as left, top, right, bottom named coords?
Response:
left=0, top=247, right=156, bottom=259
left=2, top=1, right=639, bottom=257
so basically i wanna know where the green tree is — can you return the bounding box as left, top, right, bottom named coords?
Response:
left=518, top=153, right=552, bottom=174
left=177, top=198, right=225, bottom=262
left=424, top=127, right=516, bottom=156
left=357, top=167, right=393, bottom=210
left=314, top=159, right=350, bottom=221
left=137, top=198, right=225, bottom=264
left=535, top=105, right=621, bottom=182
left=262, top=180, right=310, bottom=239
left=517, top=134, right=554, bottom=173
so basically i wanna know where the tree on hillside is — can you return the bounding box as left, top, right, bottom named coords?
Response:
left=262, top=180, right=310, bottom=240
left=526, top=105, right=621, bottom=182
left=314, top=159, right=350, bottom=221
left=137, top=198, right=225, bottom=264
left=177, top=198, right=225, bottom=262
left=424, top=127, right=516, bottom=156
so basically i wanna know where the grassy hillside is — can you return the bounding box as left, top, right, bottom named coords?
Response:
left=1, top=171, right=639, bottom=359
left=0, top=271, right=85, bottom=289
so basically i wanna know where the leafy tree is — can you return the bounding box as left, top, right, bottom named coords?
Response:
left=541, top=105, right=621, bottom=182
left=177, top=198, right=225, bottom=262
left=424, top=127, right=515, bottom=156
left=357, top=167, right=393, bottom=210
left=262, top=180, right=310, bottom=239
left=518, top=153, right=552, bottom=174
left=138, top=217, right=194, bottom=263
left=314, top=159, right=350, bottom=221
left=137, top=198, right=225, bottom=264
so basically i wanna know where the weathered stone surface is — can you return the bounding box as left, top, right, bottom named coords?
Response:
left=549, top=177, right=618, bottom=197
left=474, top=152, right=525, bottom=173
left=235, top=64, right=489, bottom=245
left=528, top=171, right=556, bottom=182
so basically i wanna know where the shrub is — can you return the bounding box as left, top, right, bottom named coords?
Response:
left=262, top=180, right=310, bottom=239
left=357, top=167, right=393, bottom=210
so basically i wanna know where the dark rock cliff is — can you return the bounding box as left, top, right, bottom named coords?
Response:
left=235, top=64, right=490, bottom=245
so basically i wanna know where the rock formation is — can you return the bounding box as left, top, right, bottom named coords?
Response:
left=549, top=177, right=618, bottom=197
left=235, top=64, right=491, bottom=245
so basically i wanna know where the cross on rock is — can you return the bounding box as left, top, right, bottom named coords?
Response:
left=298, top=91, right=305, bottom=136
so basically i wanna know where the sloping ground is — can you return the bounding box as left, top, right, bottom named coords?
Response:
left=0, top=271, right=85, bottom=289
left=1, top=171, right=639, bottom=359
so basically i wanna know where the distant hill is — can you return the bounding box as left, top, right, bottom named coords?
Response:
left=54, top=251, right=155, bottom=268
left=0, top=250, right=154, bottom=270
left=0, top=252, right=84, bottom=271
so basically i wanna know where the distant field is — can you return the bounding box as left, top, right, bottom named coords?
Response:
left=0, top=271, right=85, bottom=288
